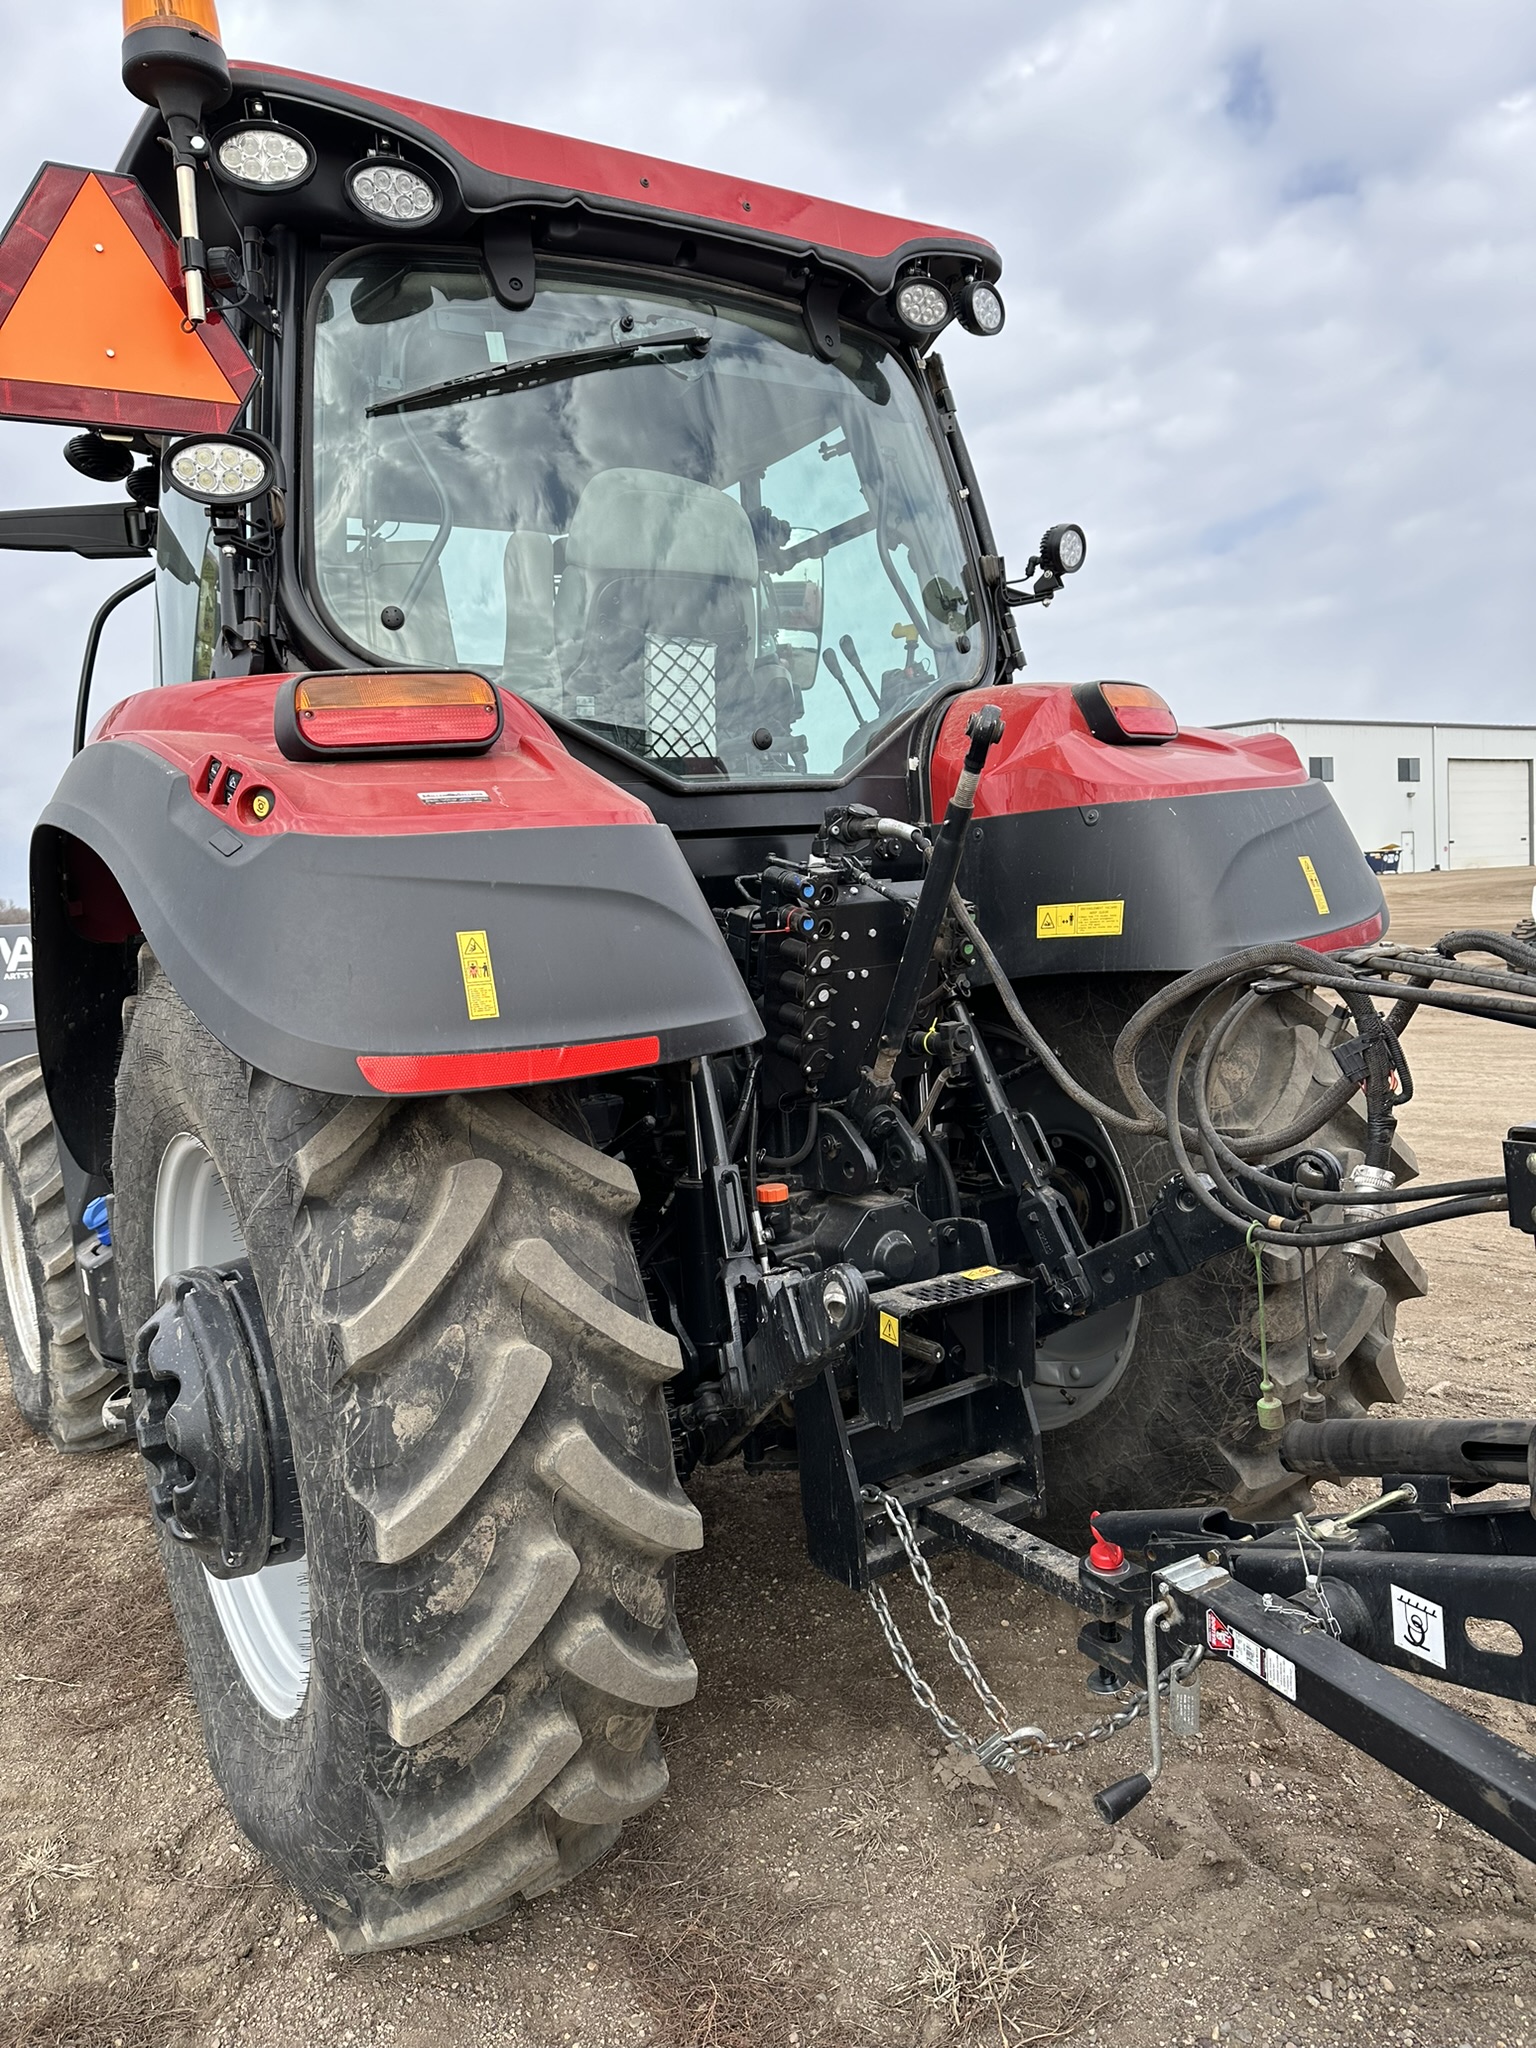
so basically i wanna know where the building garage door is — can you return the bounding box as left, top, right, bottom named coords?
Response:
left=1447, top=758, right=1532, bottom=868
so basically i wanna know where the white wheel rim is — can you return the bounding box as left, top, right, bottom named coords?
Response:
left=0, top=1169, right=43, bottom=1377
left=153, top=1132, right=311, bottom=1721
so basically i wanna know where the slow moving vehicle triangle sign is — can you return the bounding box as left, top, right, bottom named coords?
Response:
left=0, top=162, right=257, bottom=433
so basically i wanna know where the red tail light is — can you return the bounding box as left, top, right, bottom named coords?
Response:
left=1074, top=681, right=1179, bottom=744
left=276, top=672, right=503, bottom=760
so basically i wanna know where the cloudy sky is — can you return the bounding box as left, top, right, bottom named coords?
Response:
left=0, top=0, right=1531, bottom=900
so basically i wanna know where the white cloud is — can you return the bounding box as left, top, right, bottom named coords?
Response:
left=0, top=0, right=1530, bottom=895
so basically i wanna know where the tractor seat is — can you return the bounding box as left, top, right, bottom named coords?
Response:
left=553, top=468, right=759, bottom=763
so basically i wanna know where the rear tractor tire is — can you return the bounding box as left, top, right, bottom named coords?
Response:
left=990, top=976, right=1427, bottom=1532
left=0, top=1056, right=119, bottom=1451
left=113, top=965, right=702, bottom=1952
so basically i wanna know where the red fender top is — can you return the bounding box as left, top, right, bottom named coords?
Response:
left=96, top=676, right=653, bottom=839
left=929, top=684, right=1306, bottom=817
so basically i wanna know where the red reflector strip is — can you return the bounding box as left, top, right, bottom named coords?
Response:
left=357, top=1036, right=661, bottom=1094
left=1296, top=912, right=1386, bottom=954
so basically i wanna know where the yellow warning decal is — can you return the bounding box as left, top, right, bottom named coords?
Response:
left=879, top=1311, right=901, bottom=1347
left=1036, top=899, right=1125, bottom=940
left=456, top=929, right=500, bottom=1020
left=1298, top=855, right=1330, bottom=916
left=960, top=1265, right=1002, bottom=1280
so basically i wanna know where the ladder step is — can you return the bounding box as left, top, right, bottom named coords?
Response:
left=871, top=1266, right=1031, bottom=1318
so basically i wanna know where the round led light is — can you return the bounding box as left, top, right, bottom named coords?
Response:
left=214, top=125, right=315, bottom=192
left=893, top=278, right=951, bottom=334
left=1039, top=522, right=1087, bottom=576
left=163, top=435, right=276, bottom=506
left=958, top=279, right=1006, bottom=336
left=346, top=160, right=441, bottom=226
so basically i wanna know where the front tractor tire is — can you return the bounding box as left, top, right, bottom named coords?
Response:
left=998, top=976, right=1427, bottom=1532
left=0, top=1056, right=119, bottom=1450
left=114, top=966, right=701, bottom=1952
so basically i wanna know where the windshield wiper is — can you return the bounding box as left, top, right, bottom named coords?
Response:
left=367, top=327, right=712, bottom=419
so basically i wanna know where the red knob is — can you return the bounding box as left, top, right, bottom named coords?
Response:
left=1087, top=1511, right=1125, bottom=1573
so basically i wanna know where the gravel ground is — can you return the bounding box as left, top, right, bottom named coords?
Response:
left=2, top=866, right=1534, bottom=2048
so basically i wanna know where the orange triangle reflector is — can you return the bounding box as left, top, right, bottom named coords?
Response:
left=0, top=163, right=257, bottom=433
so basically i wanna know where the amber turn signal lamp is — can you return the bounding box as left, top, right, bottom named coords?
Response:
left=275, top=673, right=504, bottom=761
left=1073, top=680, right=1179, bottom=746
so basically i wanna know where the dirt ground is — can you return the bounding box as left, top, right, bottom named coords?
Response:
left=3, top=867, right=1536, bottom=2048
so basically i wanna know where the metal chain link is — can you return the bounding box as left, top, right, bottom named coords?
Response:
left=863, top=1484, right=1202, bottom=1773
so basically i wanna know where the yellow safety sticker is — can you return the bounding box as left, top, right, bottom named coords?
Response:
left=1036, top=899, right=1125, bottom=940
left=456, top=929, right=500, bottom=1021
left=879, top=1311, right=901, bottom=1347
left=960, top=1265, right=1002, bottom=1279
left=1298, top=855, right=1330, bottom=916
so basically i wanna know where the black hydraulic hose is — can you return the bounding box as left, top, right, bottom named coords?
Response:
left=74, top=569, right=154, bottom=754
left=871, top=705, right=1005, bottom=1091
left=950, top=887, right=1534, bottom=1247
left=725, top=1052, right=760, bottom=1160
left=759, top=1104, right=820, bottom=1172
left=1435, top=930, right=1536, bottom=974
left=953, top=893, right=1359, bottom=1155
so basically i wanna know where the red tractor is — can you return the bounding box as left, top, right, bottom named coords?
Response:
left=0, top=0, right=1439, bottom=1951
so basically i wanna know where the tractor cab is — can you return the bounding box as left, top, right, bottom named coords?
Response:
left=108, top=59, right=1029, bottom=826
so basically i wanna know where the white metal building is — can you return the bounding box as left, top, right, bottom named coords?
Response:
left=1216, top=719, right=1536, bottom=873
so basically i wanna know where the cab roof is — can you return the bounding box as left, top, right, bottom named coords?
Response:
left=206, top=63, right=1001, bottom=295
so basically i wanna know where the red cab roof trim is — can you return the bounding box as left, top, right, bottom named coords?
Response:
left=227, top=64, right=1001, bottom=287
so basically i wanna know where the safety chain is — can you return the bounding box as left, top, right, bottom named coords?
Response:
left=863, top=1485, right=1202, bottom=1773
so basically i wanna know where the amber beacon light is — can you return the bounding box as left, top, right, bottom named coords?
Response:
left=121, top=0, right=230, bottom=326
left=275, top=673, right=505, bottom=760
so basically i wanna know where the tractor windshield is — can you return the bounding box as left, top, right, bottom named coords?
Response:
left=308, top=256, right=985, bottom=781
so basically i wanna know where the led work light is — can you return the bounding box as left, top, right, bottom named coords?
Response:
left=893, top=277, right=951, bottom=336
left=1039, top=523, right=1087, bottom=576
left=345, top=160, right=441, bottom=226
left=957, top=278, right=1005, bottom=336
left=163, top=434, right=275, bottom=505
left=214, top=124, right=315, bottom=191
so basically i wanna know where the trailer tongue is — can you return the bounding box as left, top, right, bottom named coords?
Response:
left=848, top=1415, right=1536, bottom=1863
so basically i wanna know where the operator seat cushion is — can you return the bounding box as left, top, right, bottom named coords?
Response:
left=500, top=529, right=561, bottom=711
left=553, top=468, right=760, bottom=758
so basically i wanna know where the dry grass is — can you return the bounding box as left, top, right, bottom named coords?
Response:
left=0, top=1979, right=196, bottom=2048
left=610, top=1853, right=866, bottom=2048
left=8, top=1835, right=96, bottom=1924
left=828, top=1783, right=901, bottom=1866
left=908, top=1897, right=1110, bottom=2047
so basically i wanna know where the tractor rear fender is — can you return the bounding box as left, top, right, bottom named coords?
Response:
left=930, top=684, right=1388, bottom=972
left=32, top=686, right=761, bottom=1177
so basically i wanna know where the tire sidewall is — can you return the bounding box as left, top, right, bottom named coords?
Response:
left=0, top=1134, right=50, bottom=1433
left=114, top=981, right=381, bottom=1910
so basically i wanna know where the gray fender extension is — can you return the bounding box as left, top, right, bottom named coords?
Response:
left=31, top=739, right=760, bottom=1169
